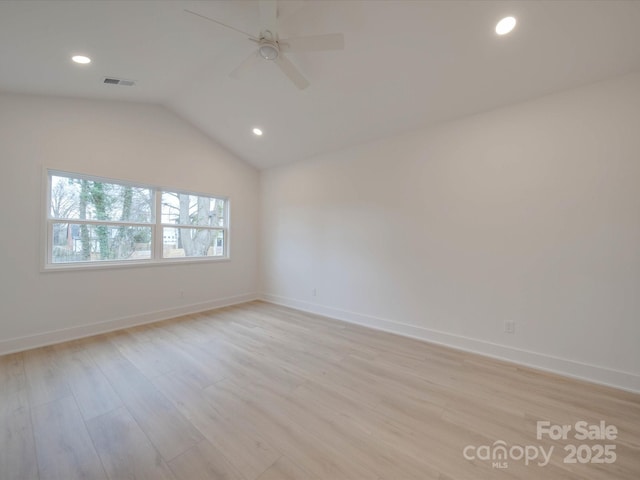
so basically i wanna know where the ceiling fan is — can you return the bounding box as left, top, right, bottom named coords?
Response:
left=185, top=0, right=344, bottom=90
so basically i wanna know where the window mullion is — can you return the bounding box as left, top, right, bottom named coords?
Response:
left=155, top=189, right=162, bottom=261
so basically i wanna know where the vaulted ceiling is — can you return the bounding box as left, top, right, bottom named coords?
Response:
left=1, top=1, right=639, bottom=169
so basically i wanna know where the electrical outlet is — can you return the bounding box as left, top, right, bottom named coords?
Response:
left=312, top=288, right=317, bottom=297
left=504, top=321, right=515, bottom=334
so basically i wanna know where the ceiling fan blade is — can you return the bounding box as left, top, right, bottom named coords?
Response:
left=229, top=50, right=261, bottom=79
left=258, top=0, right=278, bottom=35
left=274, top=54, right=309, bottom=90
left=280, top=33, right=344, bottom=53
left=184, top=9, right=259, bottom=40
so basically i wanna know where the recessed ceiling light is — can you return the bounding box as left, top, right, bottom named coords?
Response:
left=72, top=55, right=91, bottom=64
left=495, top=16, right=516, bottom=36
left=252, top=128, right=263, bottom=136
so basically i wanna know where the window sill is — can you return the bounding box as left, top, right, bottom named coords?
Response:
left=41, top=256, right=231, bottom=273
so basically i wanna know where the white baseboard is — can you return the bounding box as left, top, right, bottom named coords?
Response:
left=0, top=292, right=259, bottom=356
left=261, top=293, right=640, bottom=394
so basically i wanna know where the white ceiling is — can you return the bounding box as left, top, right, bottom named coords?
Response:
left=1, top=1, right=639, bottom=169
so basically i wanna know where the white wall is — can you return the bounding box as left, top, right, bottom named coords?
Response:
left=0, top=93, right=259, bottom=352
left=260, top=72, right=640, bottom=392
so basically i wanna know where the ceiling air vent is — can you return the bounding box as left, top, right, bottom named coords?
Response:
left=103, top=77, right=136, bottom=87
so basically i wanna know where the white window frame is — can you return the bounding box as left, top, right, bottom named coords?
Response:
left=157, top=188, right=229, bottom=263
left=43, top=169, right=230, bottom=271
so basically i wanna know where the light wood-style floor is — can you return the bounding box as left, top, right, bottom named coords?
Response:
left=1, top=301, right=639, bottom=479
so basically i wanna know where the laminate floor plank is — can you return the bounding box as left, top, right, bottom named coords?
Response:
left=226, top=377, right=445, bottom=480
left=86, top=406, right=176, bottom=480
left=31, top=396, right=107, bottom=480
left=195, top=335, right=307, bottom=393
left=0, top=353, right=38, bottom=480
left=108, top=331, right=177, bottom=379
left=23, top=345, right=71, bottom=407
left=52, top=341, right=122, bottom=421
left=152, top=371, right=280, bottom=480
left=256, top=456, right=318, bottom=480
left=84, top=337, right=203, bottom=461
left=167, top=439, right=246, bottom=480
left=204, top=379, right=387, bottom=480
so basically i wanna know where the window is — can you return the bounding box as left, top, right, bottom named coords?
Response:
left=45, top=170, right=228, bottom=268
left=160, top=191, right=226, bottom=259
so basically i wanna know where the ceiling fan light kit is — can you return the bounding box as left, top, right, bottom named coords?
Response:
left=185, top=0, right=344, bottom=90
left=259, top=41, right=279, bottom=61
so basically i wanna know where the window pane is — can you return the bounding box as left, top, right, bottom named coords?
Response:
left=52, top=223, right=152, bottom=263
left=161, top=192, right=225, bottom=227
left=50, top=175, right=153, bottom=223
left=162, top=228, right=224, bottom=258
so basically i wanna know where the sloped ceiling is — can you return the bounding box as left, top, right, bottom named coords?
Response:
left=1, top=0, right=639, bottom=169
